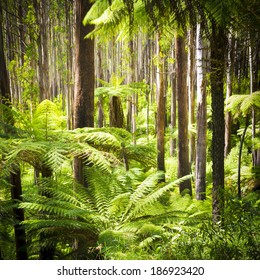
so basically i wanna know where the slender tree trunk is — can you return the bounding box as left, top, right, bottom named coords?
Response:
left=0, top=9, right=11, bottom=105
left=224, top=32, right=233, bottom=158
left=33, top=0, right=50, bottom=101
left=195, top=23, right=207, bottom=200
left=97, top=47, right=104, bottom=128
left=170, top=44, right=177, bottom=157
left=176, top=34, right=192, bottom=194
left=188, top=28, right=196, bottom=165
left=156, top=33, right=165, bottom=179
left=238, top=116, right=249, bottom=199
left=210, top=25, right=226, bottom=223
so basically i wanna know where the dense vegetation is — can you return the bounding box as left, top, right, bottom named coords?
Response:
left=0, top=0, right=260, bottom=260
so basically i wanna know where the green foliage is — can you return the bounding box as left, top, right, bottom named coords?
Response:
left=153, top=191, right=260, bottom=260
left=226, top=91, right=260, bottom=118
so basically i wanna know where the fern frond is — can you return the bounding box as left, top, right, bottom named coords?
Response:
left=23, top=219, right=101, bottom=235
left=42, top=144, right=69, bottom=171
left=124, top=143, right=157, bottom=168
left=4, top=140, right=46, bottom=169
left=124, top=175, right=192, bottom=222
left=32, top=99, right=65, bottom=140
left=226, top=95, right=247, bottom=117
left=226, top=92, right=260, bottom=117
left=87, top=0, right=128, bottom=38
left=73, top=128, right=122, bottom=149
left=121, top=172, right=164, bottom=220
left=83, top=0, right=109, bottom=25
left=240, top=91, right=260, bottom=115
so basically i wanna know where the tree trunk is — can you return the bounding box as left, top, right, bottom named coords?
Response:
left=224, top=32, right=233, bottom=158
left=195, top=23, right=207, bottom=200
left=97, top=47, right=104, bottom=128
left=33, top=0, right=50, bottom=101
left=156, top=33, right=165, bottom=179
left=210, top=25, right=226, bottom=223
left=188, top=28, right=196, bottom=165
left=0, top=8, right=11, bottom=104
left=73, top=0, right=94, bottom=188
left=39, top=166, right=56, bottom=260
left=170, top=44, right=177, bottom=157
left=175, top=34, right=192, bottom=195
left=10, top=168, right=28, bottom=260
left=109, top=96, right=124, bottom=128
left=73, top=0, right=94, bottom=129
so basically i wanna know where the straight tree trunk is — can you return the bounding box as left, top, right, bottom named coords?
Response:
left=33, top=0, right=50, bottom=101
left=97, top=47, right=104, bottom=128
left=224, top=32, right=233, bottom=158
left=210, top=25, right=226, bottom=223
left=73, top=0, right=94, bottom=188
left=175, top=34, right=192, bottom=195
left=109, top=96, right=124, bottom=128
left=0, top=9, right=11, bottom=105
left=156, top=33, right=165, bottom=179
left=10, top=169, right=28, bottom=260
left=195, top=23, right=207, bottom=200
left=170, top=44, right=177, bottom=157
left=65, top=0, right=73, bottom=129
left=73, top=0, right=94, bottom=129
left=188, top=28, right=196, bottom=165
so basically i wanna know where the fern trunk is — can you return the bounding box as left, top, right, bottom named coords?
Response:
left=109, top=96, right=124, bottom=128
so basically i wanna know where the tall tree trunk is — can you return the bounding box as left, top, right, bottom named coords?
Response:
left=195, top=23, right=207, bottom=200
left=33, top=0, right=50, bottom=101
left=97, top=47, right=104, bottom=128
left=0, top=9, right=11, bottom=105
left=224, top=32, right=233, bottom=158
left=170, top=44, right=177, bottom=157
left=176, top=34, right=192, bottom=195
left=73, top=0, right=94, bottom=188
left=188, top=28, right=196, bottom=165
left=210, top=25, right=226, bottom=223
left=65, top=0, right=73, bottom=129
left=156, top=33, right=165, bottom=179
left=73, top=0, right=94, bottom=129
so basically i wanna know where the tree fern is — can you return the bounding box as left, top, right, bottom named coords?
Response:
left=226, top=91, right=260, bottom=117
left=32, top=99, right=66, bottom=140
